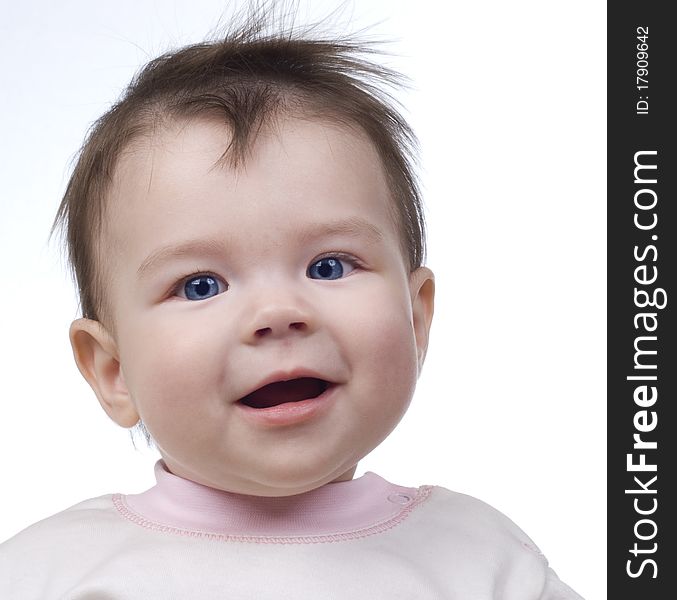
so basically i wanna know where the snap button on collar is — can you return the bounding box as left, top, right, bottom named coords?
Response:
left=387, top=493, right=412, bottom=505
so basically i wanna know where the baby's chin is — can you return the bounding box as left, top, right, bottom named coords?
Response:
left=237, top=464, right=360, bottom=497
left=161, top=454, right=358, bottom=497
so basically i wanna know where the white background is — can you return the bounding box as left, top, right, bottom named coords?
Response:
left=0, top=1, right=605, bottom=598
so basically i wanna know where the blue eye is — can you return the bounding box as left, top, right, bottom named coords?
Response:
left=307, top=256, right=354, bottom=280
left=182, top=275, right=225, bottom=301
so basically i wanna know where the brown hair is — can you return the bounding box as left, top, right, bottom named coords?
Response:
left=50, top=5, right=426, bottom=334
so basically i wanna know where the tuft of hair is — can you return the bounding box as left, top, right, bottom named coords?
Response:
left=49, top=1, right=427, bottom=445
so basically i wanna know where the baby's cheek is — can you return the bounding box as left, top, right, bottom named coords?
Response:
left=351, top=298, right=418, bottom=402
left=358, top=287, right=416, bottom=354
left=120, top=320, right=219, bottom=421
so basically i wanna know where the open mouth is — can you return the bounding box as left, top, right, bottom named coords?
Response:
left=238, top=377, right=331, bottom=409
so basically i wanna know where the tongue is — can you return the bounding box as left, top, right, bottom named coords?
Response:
left=241, top=378, right=327, bottom=409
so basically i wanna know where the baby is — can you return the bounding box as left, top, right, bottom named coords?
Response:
left=1, top=11, right=583, bottom=600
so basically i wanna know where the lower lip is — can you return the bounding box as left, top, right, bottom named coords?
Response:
left=235, top=384, right=338, bottom=427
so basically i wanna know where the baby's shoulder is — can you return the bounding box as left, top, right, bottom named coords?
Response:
left=403, top=484, right=584, bottom=599
left=0, top=495, right=121, bottom=576
left=2, top=494, right=118, bottom=547
left=422, top=484, right=545, bottom=550
left=0, top=494, right=142, bottom=598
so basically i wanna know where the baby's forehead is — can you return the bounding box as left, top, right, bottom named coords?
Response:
left=102, top=115, right=402, bottom=259
left=113, top=115, right=368, bottom=191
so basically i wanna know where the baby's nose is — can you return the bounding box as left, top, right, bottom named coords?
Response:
left=255, top=316, right=308, bottom=338
left=242, top=298, right=313, bottom=344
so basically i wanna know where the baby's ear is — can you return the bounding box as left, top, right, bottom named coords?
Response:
left=409, top=267, right=435, bottom=374
left=69, top=318, right=140, bottom=428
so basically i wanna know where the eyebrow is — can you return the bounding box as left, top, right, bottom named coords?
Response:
left=136, top=238, right=230, bottom=280
left=136, top=217, right=384, bottom=280
left=297, top=216, right=384, bottom=246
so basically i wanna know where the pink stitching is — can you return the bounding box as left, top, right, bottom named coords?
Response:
left=112, top=485, right=434, bottom=544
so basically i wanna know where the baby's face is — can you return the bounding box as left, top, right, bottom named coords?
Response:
left=82, top=115, right=433, bottom=496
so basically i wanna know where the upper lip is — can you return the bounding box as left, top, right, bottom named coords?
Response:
left=236, top=368, right=337, bottom=403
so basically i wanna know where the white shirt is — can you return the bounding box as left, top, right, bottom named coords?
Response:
left=0, top=461, right=583, bottom=599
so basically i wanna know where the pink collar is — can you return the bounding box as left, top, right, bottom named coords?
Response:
left=117, top=461, right=430, bottom=540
